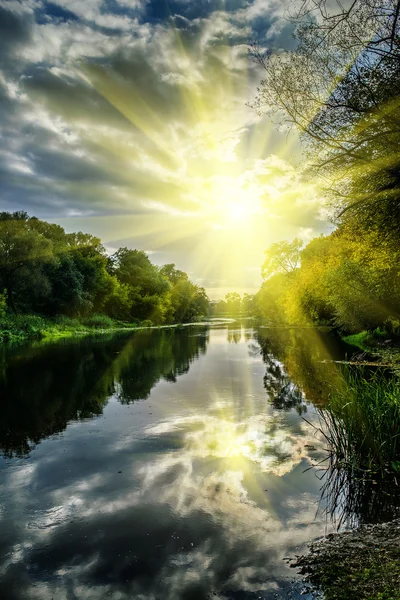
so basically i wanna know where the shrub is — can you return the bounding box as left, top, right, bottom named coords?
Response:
left=81, top=314, right=115, bottom=329
left=140, top=319, right=153, bottom=328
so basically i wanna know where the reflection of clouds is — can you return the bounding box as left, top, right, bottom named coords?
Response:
left=0, top=406, right=327, bottom=599
left=144, top=411, right=316, bottom=478
left=0, top=332, right=330, bottom=600
left=8, top=463, right=37, bottom=489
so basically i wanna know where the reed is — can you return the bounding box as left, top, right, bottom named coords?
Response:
left=320, top=368, right=400, bottom=475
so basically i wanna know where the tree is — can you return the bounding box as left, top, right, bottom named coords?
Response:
left=0, top=215, right=53, bottom=312
left=261, top=238, right=303, bottom=280
left=160, top=264, right=188, bottom=284
left=251, top=0, right=400, bottom=227
left=225, top=292, right=242, bottom=315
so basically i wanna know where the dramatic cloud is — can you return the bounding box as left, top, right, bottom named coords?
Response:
left=0, top=0, right=328, bottom=295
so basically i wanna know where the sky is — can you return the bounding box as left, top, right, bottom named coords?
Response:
left=0, top=0, right=331, bottom=299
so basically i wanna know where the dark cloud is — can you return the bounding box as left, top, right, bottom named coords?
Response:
left=145, top=0, right=250, bottom=22
left=0, top=5, right=34, bottom=71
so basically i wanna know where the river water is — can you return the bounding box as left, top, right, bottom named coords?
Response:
left=0, top=323, right=356, bottom=600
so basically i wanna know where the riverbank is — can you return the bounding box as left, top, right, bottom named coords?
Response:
left=0, top=314, right=215, bottom=345
left=0, top=314, right=140, bottom=344
left=292, top=519, right=400, bottom=600
left=342, top=329, right=400, bottom=371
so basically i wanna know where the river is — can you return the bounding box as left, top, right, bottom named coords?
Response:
left=0, top=323, right=364, bottom=599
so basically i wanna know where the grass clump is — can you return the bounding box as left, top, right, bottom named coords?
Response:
left=343, top=328, right=388, bottom=351
left=320, top=369, right=400, bottom=476
left=0, top=313, right=138, bottom=344
left=81, top=314, right=115, bottom=329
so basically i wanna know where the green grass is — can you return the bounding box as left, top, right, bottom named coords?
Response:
left=343, top=328, right=388, bottom=351
left=0, top=313, right=138, bottom=344
left=320, top=369, right=400, bottom=475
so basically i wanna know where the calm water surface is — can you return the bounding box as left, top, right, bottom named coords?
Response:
left=0, top=324, right=354, bottom=600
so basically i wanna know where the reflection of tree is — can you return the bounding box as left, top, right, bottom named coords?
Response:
left=116, top=328, right=208, bottom=403
left=262, top=351, right=306, bottom=414
left=255, top=327, right=349, bottom=406
left=0, top=327, right=209, bottom=457
left=255, top=326, right=400, bottom=525
left=226, top=322, right=242, bottom=344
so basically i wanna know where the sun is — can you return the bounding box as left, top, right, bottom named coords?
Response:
left=207, top=178, right=265, bottom=226
left=229, top=201, right=249, bottom=222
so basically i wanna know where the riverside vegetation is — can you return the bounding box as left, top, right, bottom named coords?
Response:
left=0, top=211, right=210, bottom=343
left=248, top=0, right=400, bottom=597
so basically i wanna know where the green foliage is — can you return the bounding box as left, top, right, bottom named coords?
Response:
left=0, top=314, right=46, bottom=343
left=261, top=238, right=303, bottom=280
left=0, top=290, right=6, bottom=319
left=0, top=213, right=210, bottom=342
left=256, top=226, right=400, bottom=332
left=81, top=314, right=115, bottom=329
left=140, top=319, right=153, bottom=328
left=252, top=2, right=400, bottom=335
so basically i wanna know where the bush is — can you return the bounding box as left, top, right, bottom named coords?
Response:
left=140, top=319, right=153, bottom=328
left=0, top=314, right=46, bottom=342
left=384, top=317, right=400, bottom=338
left=81, top=314, right=115, bottom=329
left=52, top=315, right=82, bottom=328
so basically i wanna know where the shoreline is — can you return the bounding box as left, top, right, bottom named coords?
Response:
left=0, top=318, right=217, bottom=347
left=292, top=519, right=400, bottom=599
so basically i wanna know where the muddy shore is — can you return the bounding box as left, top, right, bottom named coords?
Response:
left=292, top=519, right=400, bottom=599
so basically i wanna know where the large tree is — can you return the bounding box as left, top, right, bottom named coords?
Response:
left=252, top=0, right=400, bottom=228
left=261, top=238, right=303, bottom=280
left=0, top=213, right=53, bottom=312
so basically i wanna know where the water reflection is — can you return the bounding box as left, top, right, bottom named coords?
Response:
left=0, top=327, right=208, bottom=457
left=4, top=325, right=397, bottom=599
left=255, top=327, right=400, bottom=527
left=318, top=459, right=400, bottom=528
left=0, top=325, right=330, bottom=600
left=255, top=327, right=353, bottom=405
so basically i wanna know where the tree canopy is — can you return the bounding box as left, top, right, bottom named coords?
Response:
left=0, top=212, right=210, bottom=325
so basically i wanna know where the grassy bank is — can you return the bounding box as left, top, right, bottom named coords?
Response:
left=343, top=327, right=400, bottom=370
left=0, top=314, right=140, bottom=344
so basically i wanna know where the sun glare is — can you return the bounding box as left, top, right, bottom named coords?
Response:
left=208, top=181, right=265, bottom=227
left=80, top=28, right=316, bottom=294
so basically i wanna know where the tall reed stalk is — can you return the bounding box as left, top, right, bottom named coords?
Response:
left=321, top=368, right=400, bottom=474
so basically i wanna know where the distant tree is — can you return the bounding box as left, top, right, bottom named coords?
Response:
left=225, top=292, right=242, bottom=315
left=241, top=293, right=256, bottom=316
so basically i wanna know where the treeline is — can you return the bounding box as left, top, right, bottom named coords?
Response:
left=0, top=211, right=209, bottom=326
left=211, top=292, right=255, bottom=317
left=253, top=228, right=400, bottom=333
left=251, top=0, right=400, bottom=335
